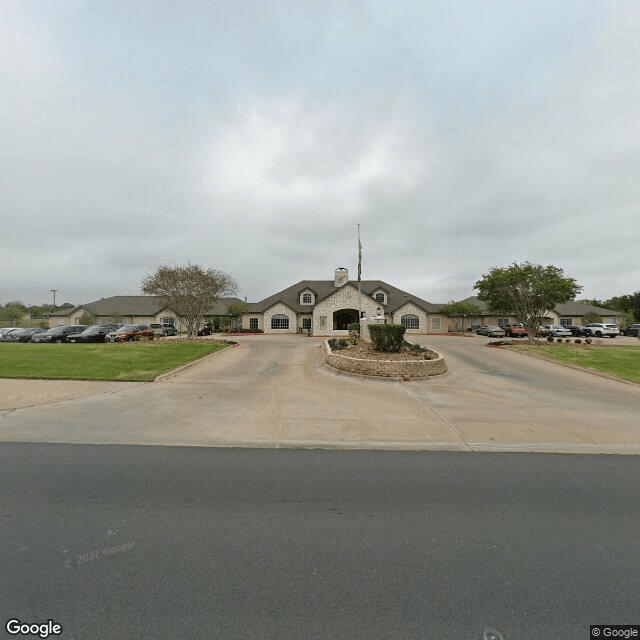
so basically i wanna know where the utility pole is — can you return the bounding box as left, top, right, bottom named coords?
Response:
left=50, top=289, right=58, bottom=308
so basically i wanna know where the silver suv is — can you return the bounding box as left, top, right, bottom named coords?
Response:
left=544, top=325, right=572, bottom=337
left=582, top=323, right=620, bottom=338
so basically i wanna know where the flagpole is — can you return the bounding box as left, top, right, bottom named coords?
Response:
left=357, top=224, right=362, bottom=326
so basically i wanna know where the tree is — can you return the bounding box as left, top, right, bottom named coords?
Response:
left=602, top=292, right=640, bottom=323
left=0, top=301, right=27, bottom=325
left=79, top=311, right=98, bottom=326
left=474, top=262, right=582, bottom=341
left=225, top=304, right=246, bottom=332
left=437, top=300, right=483, bottom=333
left=583, top=312, right=603, bottom=325
left=142, top=264, right=238, bottom=338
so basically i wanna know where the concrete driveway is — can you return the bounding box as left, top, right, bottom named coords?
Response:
left=0, top=334, right=638, bottom=453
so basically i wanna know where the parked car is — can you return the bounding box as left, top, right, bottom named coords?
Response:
left=105, top=324, right=153, bottom=342
left=535, top=326, right=550, bottom=337
left=503, top=324, right=527, bottom=337
left=582, top=323, right=620, bottom=338
left=544, top=325, right=572, bottom=338
left=476, top=325, right=505, bottom=337
left=0, top=327, right=20, bottom=337
left=565, top=325, right=585, bottom=336
left=0, top=328, right=23, bottom=342
left=162, top=323, right=178, bottom=336
left=67, top=324, right=120, bottom=343
left=31, top=325, right=88, bottom=343
left=1, top=328, right=47, bottom=343
left=197, top=323, right=214, bottom=336
left=149, top=323, right=167, bottom=337
left=620, top=324, right=640, bottom=337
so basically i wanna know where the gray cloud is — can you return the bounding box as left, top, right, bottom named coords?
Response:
left=2, top=1, right=639, bottom=306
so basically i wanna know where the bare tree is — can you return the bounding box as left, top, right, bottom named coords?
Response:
left=142, top=264, right=238, bottom=338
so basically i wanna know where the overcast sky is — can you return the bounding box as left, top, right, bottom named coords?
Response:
left=2, top=0, right=639, bottom=307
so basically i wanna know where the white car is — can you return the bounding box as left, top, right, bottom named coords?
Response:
left=544, top=325, right=572, bottom=337
left=582, top=323, right=620, bottom=338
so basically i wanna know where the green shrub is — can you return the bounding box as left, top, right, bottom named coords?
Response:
left=404, top=340, right=426, bottom=354
left=347, top=323, right=360, bottom=335
left=547, top=336, right=554, bottom=342
left=368, top=324, right=406, bottom=352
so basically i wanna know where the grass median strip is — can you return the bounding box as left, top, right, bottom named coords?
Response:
left=0, top=342, right=228, bottom=381
left=512, top=343, right=640, bottom=383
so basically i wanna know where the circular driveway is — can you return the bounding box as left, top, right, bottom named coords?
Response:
left=0, top=334, right=639, bottom=453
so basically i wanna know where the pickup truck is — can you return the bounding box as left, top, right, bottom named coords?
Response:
left=620, top=324, right=640, bottom=337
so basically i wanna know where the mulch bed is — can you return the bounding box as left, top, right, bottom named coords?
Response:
left=146, top=337, right=233, bottom=346
left=332, top=341, right=436, bottom=361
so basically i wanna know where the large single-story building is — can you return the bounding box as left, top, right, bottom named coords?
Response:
left=456, top=296, right=623, bottom=329
left=47, top=295, right=245, bottom=330
left=45, top=270, right=623, bottom=336
left=238, top=268, right=448, bottom=335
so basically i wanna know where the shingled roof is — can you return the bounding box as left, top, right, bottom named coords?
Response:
left=456, top=296, right=620, bottom=317
left=244, top=280, right=440, bottom=314
left=47, top=295, right=245, bottom=317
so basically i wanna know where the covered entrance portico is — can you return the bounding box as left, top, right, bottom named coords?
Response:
left=333, top=308, right=359, bottom=331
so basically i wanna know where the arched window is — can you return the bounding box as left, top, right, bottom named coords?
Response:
left=271, top=315, right=289, bottom=330
left=401, top=314, right=419, bottom=330
left=375, top=292, right=385, bottom=303
left=302, top=293, right=312, bottom=304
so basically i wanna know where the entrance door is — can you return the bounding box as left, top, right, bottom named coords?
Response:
left=333, top=309, right=359, bottom=330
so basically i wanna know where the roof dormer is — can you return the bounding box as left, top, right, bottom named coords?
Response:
left=371, top=289, right=388, bottom=305
left=299, top=289, right=316, bottom=305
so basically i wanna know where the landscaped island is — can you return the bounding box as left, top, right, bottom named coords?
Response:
left=324, top=337, right=446, bottom=379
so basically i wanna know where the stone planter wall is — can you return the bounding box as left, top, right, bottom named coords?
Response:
left=323, top=341, right=447, bottom=379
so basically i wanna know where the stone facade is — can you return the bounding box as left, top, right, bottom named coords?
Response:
left=391, top=301, right=430, bottom=334
left=262, top=302, right=297, bottom=334
left=323, top=341, right=447, bottom=379
left=312, top=283, right=380, bottom=336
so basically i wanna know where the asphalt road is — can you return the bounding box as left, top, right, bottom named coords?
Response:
left=0, top=334, right=638, bottom=453
left=2, top=444, right=639, bottom=639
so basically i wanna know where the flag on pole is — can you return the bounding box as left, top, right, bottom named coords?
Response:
left=357, top=224, right=363, bottom=321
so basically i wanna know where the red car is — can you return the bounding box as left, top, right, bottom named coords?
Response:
left=197, top=323, right=214, bottom=336
left=105, top=324, right=154, bottom=342
left=503, top=324, right=527, bottom=337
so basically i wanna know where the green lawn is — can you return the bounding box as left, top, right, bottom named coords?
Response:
left=513, top=344, right=640, bottom=383
left=0, top=342, right=228, bottom=381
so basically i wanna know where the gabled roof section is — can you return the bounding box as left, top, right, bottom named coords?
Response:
left=82, top=296, right=165, bottom=316
left=245, top=280, right=439, bottom=314
left=453, top=296, right=621, bottom=317
left=48, top=295, right=246, bottom=318
left=204, top=297, right=246, bottom=315
left=555, top=301, right=621, bottom=316
left=48, top=305, right=83, bottom=317
left=298, top=285, right=318, bottom=294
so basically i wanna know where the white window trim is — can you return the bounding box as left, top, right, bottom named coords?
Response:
left=401, top=314, right=419, bottom=330
left=271, top=315, right=289, bottom=330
